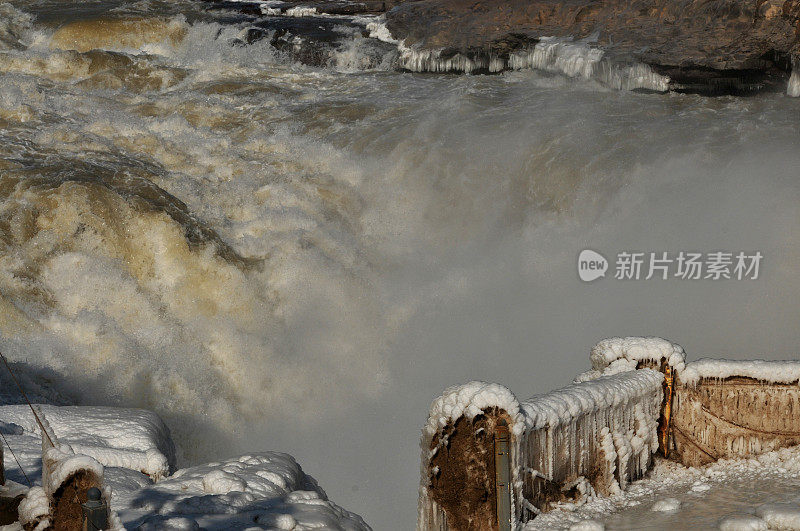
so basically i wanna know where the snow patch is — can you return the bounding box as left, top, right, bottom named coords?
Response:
left=364, top=19, right=398, bottom=45
left=17, top=487, right=49, bottom=529
left=125, top=452, right=369, bottom=529
left=284, top=6, right=318, bottom=17
left=0, top=404, right=175, bottom=480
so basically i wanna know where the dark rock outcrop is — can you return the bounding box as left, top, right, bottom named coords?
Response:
left=386, top=0, right=800, bottom=92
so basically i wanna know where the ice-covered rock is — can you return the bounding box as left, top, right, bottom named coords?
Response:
left=1, top=405, right=369, bottom=530
left=756, top=503, right=800, bottom=530
left=124, top=452, right=370, bottom=530
left=651, top=497, right=681, bottom=512
left=568, top=519, right=605, bottom=530
left=385, top=0, right=798, bottom=94
left=0, top=404, right=175, bottom=480
left=718, top=514, right=768, bottom=530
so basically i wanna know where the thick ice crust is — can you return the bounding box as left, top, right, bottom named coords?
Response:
left=681, top=359, right=800, bottom=386
left=0, top=404, right=175, bottom=480
left=590, top=337, right=686, bottom=372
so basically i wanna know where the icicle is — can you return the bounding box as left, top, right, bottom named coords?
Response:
left=788, top=56, right=800, bottom=97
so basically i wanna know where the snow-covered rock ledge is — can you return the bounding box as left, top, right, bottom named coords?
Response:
left=1, top=405, right=371, bottom=530
left=0, top=405, right=175, bottom=481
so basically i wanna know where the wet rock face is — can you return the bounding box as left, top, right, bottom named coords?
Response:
left=386, top=0, right=799, bottom=86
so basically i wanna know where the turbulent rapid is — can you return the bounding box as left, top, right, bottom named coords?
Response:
left=1, top=1, right=800, bottom=528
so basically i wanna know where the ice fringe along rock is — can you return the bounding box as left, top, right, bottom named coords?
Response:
left=394, top=35, right=669, bottom=92
left=788, top=57, right=800, bottom=97
left=364, top=19, right=670, bottom=92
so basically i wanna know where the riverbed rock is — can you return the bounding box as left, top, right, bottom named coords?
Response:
left=385, top=0, right=799, bottom=90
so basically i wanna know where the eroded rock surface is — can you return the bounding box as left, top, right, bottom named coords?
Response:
left=386, top=0, right=799, bottom=91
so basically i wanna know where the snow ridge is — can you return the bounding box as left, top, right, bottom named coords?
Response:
left=424, top=381, right=523, bottom=437
left=590, top=337, right=686, bottom=372
left=681, top=358, right=800, bottom=386
left=520, top=369, right=664, bottom=430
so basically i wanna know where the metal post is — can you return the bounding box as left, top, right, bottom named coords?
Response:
left=495, top=419, right=512, bottom=531
left=81, top=487, right=109, bottom=531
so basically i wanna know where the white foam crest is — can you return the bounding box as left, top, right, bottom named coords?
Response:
left=363, top=18, right=399, bottom=44
left=28, top=15, right=279, bottom=74
left=101, top=18, right=280, bottom=73
left=330, top=34, right=397, bottom=72
left=284, top=6, right=318, bottom=16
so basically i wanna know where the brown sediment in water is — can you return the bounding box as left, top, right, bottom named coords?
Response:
left=1, top=162, right=257, bottom=272
left=50, top=17, right=187, bottom=53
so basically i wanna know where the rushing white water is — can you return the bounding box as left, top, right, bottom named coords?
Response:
left=1, top=1, right=800, bottom=529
